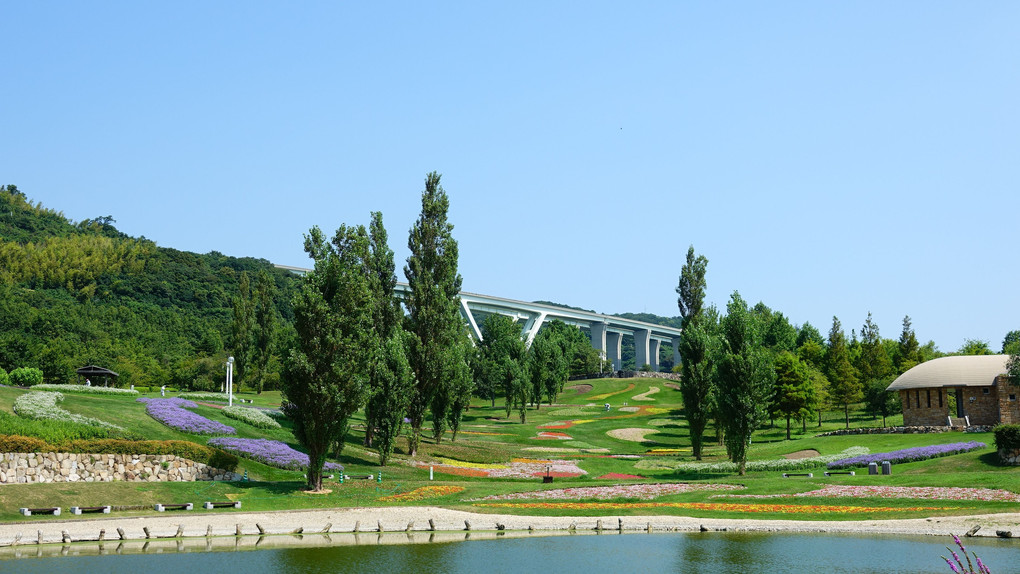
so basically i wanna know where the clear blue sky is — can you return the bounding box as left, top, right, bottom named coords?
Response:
left=3, top=2, right=1017, bottom=352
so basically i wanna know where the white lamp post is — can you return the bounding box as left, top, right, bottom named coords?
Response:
left=226, top=356, right=234, bottom=407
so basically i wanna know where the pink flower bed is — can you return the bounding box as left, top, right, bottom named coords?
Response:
left=471, top=482, right=745, bottom=501
left=535, top=431, right=572, bottom=440
left=718, top=484, right=1020, bottom=502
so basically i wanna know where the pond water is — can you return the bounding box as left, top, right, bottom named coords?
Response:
left=2, top=530, right=1016, bottom=573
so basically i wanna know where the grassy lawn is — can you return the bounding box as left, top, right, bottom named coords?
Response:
left=0, top=378, right=1016, bottom=524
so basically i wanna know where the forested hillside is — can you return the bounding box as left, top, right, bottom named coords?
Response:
left=0, top=185, right=300, bottom=389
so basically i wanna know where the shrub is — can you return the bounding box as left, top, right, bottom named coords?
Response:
left=34, top=384, right=139, bottom=396
left=0, top=410, right=111, bottom=442
left=0, top=368, right=8, bottom=386
left=177, top=392, right=229, bottom=401
left=13, top=391, right=123, bottom=430
left=0, top=434, right=53, bottom=453
left=56, top=439, right=239, bottom=471
left=221, top=405, right=281, bottom=429
left=9, top=367, right=44, bottom=387
left=993, top=424, right=1020, bottom=451
left=827, top=442, right=986, bottom=469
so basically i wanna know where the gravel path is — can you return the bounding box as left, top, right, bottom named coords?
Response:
left=0, top=507, right=1017, bottom=547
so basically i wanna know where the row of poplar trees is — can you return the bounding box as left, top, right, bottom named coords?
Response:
left=281, top=173, right=472, bottom=492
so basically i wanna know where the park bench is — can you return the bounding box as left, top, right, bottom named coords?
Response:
left=344, top=474, right=374, bottom=480
left=203, top=501, right=242, bottom=509
left=823, top=471, right=856, bottom=477
left=19, top=507, right=60, bottom=516
left=781, top=472, right=813, bottom=478
left=70, top=505, right=111, bottom=515
left=154, top=503, right=193, bottom=512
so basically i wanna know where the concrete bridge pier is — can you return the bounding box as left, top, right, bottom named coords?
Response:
left=606, top=332, right=622, bottom=370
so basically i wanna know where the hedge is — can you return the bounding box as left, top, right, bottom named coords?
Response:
left=994, top=424, right=1020, bottom=451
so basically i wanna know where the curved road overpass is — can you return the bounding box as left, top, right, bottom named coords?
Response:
left=276, top=264, right=681, bottom=370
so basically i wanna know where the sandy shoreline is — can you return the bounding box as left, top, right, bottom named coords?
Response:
left=0, top=506, right=1018, bottom=547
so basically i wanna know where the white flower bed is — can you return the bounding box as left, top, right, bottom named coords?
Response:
left=221, top=405, right=281, bottom=429
left=177, top=392, right=229, bottom=401
left=658, top=447, right=870, bottom=474
left=34, top=384, right=138, bottom=396
left=13, top=391, right=123, bottom=430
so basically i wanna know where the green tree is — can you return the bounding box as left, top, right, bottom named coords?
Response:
left=529, top=323, right=571, bottom=407
left=1002, top=330, right=1020, bottom=355
left=796, top=322, right=824, bottom=347
left=771, top=351, right=815, bottom=440
left=863, top=378, right=900, bottom=427
left=9, top=367, right=43, bottom=386
left=403, top=172, right=470, bottom=455
left=716, top=292, right=775, bottom=475
left=362, top=212, right=413, bottom=463
left=896, top=315, right=920, bottom=373
left=958, top=339, right=992, bottom=355
left=445, top=339, right=474, bottom=439
left=249, top=270, right=277, bottom=394
left=857, top=312, right=894, bottom=383
left=282, top=224, right=374, bottom=491
left=676, top=246, right=715, bottom=460
left=230, top=272, right=255, bottom=391
left=825, top=316, right=861, bottom=429
left=477, top=315, right=530, bottom=420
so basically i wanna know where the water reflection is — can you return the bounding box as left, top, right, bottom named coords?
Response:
left=0, top=530, right=1016, bottom=574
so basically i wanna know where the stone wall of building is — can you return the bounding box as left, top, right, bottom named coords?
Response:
left=959, top=386, right=1001, bottom=426
left=900, top=388, right=951, bottom=426
left=995, top=376, right=1020, bottom=425
left=0, top=453, right=242, bottom=485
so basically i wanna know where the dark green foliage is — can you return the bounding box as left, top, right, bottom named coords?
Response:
left=477, top=315, right=530, bottom=421
left=676, top=245, right=715, bottom=460
left=716, top=292, right=775, bottom=475
left=282, top=224, right=375, bottom=491
left=9, top=366, right=43, bottom=386
left=529, top=322, right=571, bottom=407
left=857, top=312, right=894, bottom=383
left=403, top=172, right=470, bottom=454
left=897, top=315, right=921, bottom=373
left=796, top=322, right=824, bottom=347
left=771, top=351, right=816, bottom=439
left=826, top=316, right=862, bottom=428
left=363, top=212, right=413, bottom=463
left=993, top=424, right=1020, bottom=451
left=958, top=339, right=993, bottom=355
left=863, top=378, right=900, bottom=427
left=0, top=367, right=7, bottom=386
left=231, top=272, right=255, bottom=389
left=0, top=186, right=299, bottom=389
left=1002, top=330, right=1020, bottom=355
left=251, top=271, right=278, bottom=393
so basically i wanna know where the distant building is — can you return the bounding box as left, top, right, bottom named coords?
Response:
left=886, top=355, right=1017, bottom=427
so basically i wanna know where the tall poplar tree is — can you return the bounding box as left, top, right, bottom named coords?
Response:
left=826, top=316, right=861, bottom=428
left=363, top=212, right=412, bottom=465
left=404, top=172, right=470, bottom=455
left=676, top=245, right=714, bottom=460
left=249, top=270, right=277, bottom=394
left=716, top=292, right=775, bottom=475
left=230, top=272, right=254, bottom=391
left=282, top=225, right=375, bottom=491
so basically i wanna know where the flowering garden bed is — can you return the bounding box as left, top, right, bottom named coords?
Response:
left=826, top=442, right=986, bottom=469
left=14, top=391, right=123, bottom=430
left=136, top=397, right=235, bottom=435
left=471, top=482, right=744, bottom=501
left=719, top=485, right=1020, bottom=503
left=378, top=485, right=465, bottom=502
left=472, top=501, right=960, bottom=514
left=208, top=438, right=342, bottom=471
left=416, top=457, right=586, bottom=479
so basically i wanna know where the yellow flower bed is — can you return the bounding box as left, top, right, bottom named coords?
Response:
left=379, top=485, right=465, bottom=502
left=438, top=457, right=507, bottom=470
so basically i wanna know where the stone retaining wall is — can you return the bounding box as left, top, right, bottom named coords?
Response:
left=0, top=453, right=242, bottom=484
left=998, top=448, right=1020, bottom=466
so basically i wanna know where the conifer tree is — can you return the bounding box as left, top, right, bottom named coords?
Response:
left=676, top=246, right=714, bottom=460
left=403, top=172, right=470, bottom=455
left=826, top=316, right=861, bottom=428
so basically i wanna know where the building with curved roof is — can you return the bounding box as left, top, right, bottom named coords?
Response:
left=887, top=355, right=1016, bottom=426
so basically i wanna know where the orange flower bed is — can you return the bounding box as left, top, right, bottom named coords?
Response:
left=431, top=466, right=489, bottom=477
left=473, top=501, right=960, bottom=514
left=379, top=485, right=465, bottom=502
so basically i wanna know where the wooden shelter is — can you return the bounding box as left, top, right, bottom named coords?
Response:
left=75, top=365, right=119, bottom=387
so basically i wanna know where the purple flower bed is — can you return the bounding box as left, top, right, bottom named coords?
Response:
left=208, top=438, right=343, bottom=472
left=827, top=441, right=986, bottom=470
left=136, top=397, right=235, bottom=435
